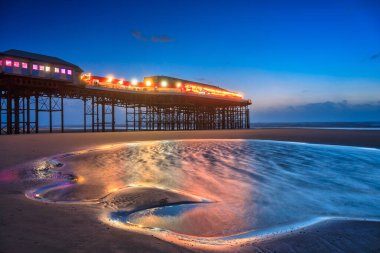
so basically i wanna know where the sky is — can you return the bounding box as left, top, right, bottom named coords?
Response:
left=1, top=0, right=379, bottom=122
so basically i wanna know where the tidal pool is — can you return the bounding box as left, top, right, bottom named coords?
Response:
left=25, top=140, right=380, bottom=238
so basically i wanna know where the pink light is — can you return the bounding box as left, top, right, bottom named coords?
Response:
left=5, top=60, right=12, bottom=66
left=0, top=170, right=18, bottom=183
left=39, top=65, right=44, bottom=71
left=22, top=62, right=28, bottom=69
left=61, top=68, right=66, bottom=74
left=54, top=67, right=59, bottom=73
left=14, top=61, right=20, bottom=67
left=33, top=64, right=38, bottom=70
left=67, top=69, right=72, bottom=75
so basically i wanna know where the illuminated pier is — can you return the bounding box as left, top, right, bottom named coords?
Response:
left=0, top=49, right=251, bottom=134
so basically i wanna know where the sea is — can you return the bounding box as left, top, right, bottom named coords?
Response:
left=40, top=121, right=380, bottom=132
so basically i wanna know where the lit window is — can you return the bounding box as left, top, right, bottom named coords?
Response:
left=33, top=64, right=38, bottom=70
left=45, top=66, right=51, bottom=72
left=14, top=61, right=20, bottom=67
left=67, top=69, right=72, bottom=75
left=22, top=62, right=28, bottom=69
left=54, top=67, right=59, bottom=73
left=5, top=60, right=12, bottom=66
left=61, top=68, right=66, bottom=74
left=39, top=65, right=44, bottom=71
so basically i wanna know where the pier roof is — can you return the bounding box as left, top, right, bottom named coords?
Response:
left=0, top=49, right=83, bottom=72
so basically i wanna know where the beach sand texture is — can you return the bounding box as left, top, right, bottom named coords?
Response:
left=1, top=129, right=380, bottom=253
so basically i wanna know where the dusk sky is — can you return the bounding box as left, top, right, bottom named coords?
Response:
left=2, top=0, right=379, bottom=122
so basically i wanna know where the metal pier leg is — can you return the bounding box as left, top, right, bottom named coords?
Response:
left=22, top=97, right=25, bottom=134
left=14, top=95, right=20, bottom=134
left=61, top=97, right=64, bottom=133
left=92, top=96, right=95, bottom=132
left=26, top=96, right=30, bottom=134
left=96, top=98, right=99, bottom=132
left=101, top=99, right=105, bottom=132
left=111, top=99, right=115, bottom=132
left=157, top=107, right=161, bottom=131
left=133, top=106, right=136, bottom=131
left=35, top=95, right=39, bottom=133
left=125, top=103, right=128, bottom=131
left=246, top=106, right=250, bottom=129
left=49, top=95, right=52, bottom=133
left=7, top=94, right=12, bottom=134
left=152, top=106, right=155, bottom=130
left=84, top=97, right=87, bottom=132
left=138, top=105, right=142, bottom=131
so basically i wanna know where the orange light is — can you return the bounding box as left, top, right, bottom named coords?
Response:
left=119, top=79, right=124, bottom=85
left=81, top=73, right=91, bottom=80
left=107, top=76, right=114, bottom=83
left=145, top=80, right=152, bottom=86
left=75, top=175, right=85, bottom=184
left=176, top=82, right=182, bottom=88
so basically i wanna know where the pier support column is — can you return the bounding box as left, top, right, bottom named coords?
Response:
left=26, top=96, right=30, bottom=134
left=92, top=96, right=95, bottom=132
left=94, top=97, right=99, bottom=132
left=83, top=97, right=87, bottom=132
left=111, top=99, right=115, bottom=132
left=133, top=105, right=136, bottom=131
left=125, top=103, right=128, bottom=131
left=35, top=95, right=39, bottom=133
left=22, top=97, right=25, bottom=134
left=246, top=106, right=250, bottom=129
left=61, top=97, right=64, bottom=133
left=101, top=99, right=105, bottom=132
left=14, top=95, right=20, bottom=134
left=6, top=93, right=12, bottom=134
left=49, top=95, right=52, bottom=133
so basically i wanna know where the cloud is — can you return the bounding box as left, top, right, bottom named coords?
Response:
left=252, top=101, right=380, bottom=122
left=131, top=31, right=174, bottom=43
left=370, top=52, right=380, bottom=60
left=151, top=35, right=174, bottom=43
left=131, top=31, right=147, bottom=41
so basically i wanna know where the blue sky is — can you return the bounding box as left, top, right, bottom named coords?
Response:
left=1, top=0, right=379, bottom=122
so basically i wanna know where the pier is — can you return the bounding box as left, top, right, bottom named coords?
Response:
left=0, top=50, right=251, bottom=134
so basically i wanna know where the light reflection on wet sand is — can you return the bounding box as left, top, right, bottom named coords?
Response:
left=16, top=140, right=380, bottom=247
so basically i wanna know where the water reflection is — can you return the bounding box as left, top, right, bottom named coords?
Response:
left=24, top=140, right=380, bottom=238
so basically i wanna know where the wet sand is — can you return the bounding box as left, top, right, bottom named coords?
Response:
left=1, top=129, right=380, bottom=252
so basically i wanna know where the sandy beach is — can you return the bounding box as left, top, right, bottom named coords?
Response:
left=1, top=129, right=380, bottom=253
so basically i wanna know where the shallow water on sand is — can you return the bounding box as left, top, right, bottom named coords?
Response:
left=24, top=140, right=380, bottom=237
